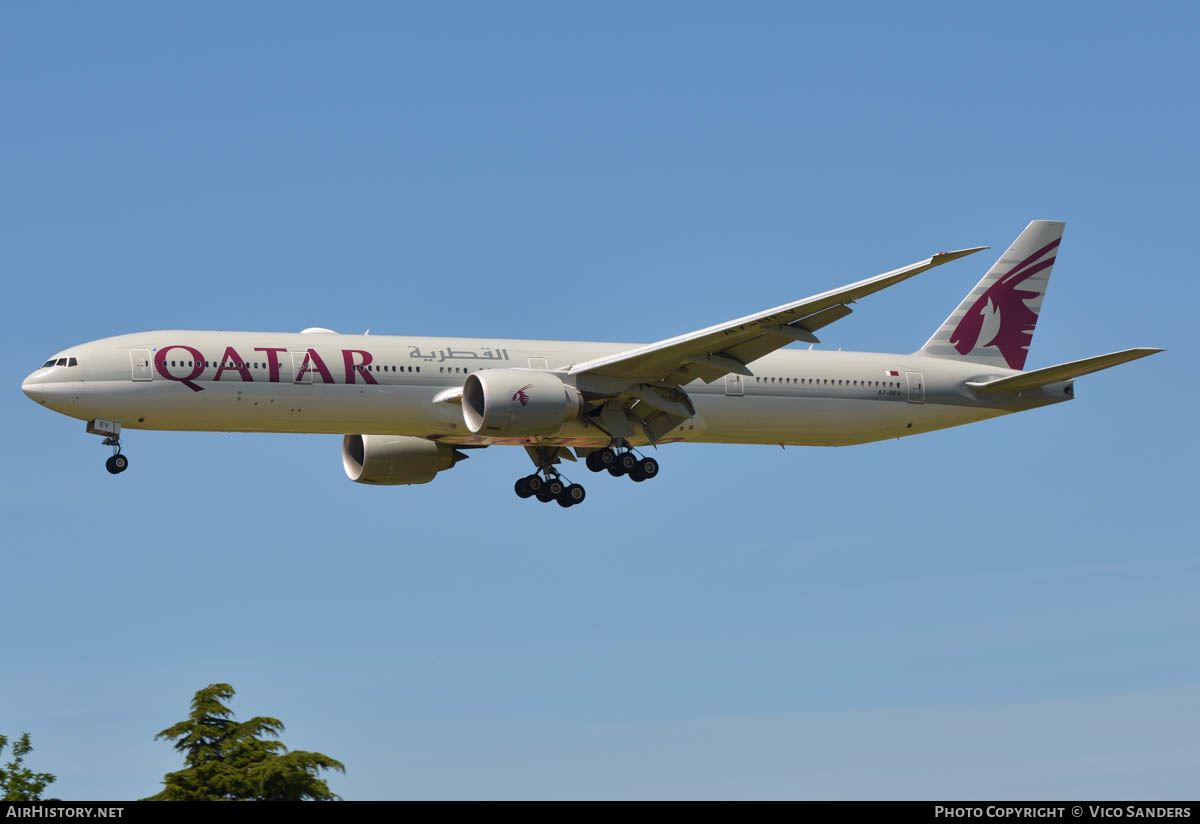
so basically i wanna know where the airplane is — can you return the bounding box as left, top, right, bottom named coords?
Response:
left=21, top=220, right=1161, bottom=508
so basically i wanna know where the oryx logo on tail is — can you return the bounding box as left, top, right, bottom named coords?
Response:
left=949, top=237, right=1059, bottom=370
left=920, top=220, right=1064, bottom=371
left=512, top=384, right=533, bottom=406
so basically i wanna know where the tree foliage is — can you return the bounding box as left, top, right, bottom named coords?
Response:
left=144, top=683, right=344, bottom=801
left=0, top=732, right=57, bottom=801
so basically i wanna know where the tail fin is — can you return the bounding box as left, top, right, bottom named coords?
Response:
left=919, top=220, right=1065, bottom=370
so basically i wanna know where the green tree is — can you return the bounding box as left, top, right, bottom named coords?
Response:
left=144, top=683, right=344, bottom=801
left=0, top=732, right=57, bottom=801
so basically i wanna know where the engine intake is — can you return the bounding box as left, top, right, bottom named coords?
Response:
left=462, top=369, right=582, bottom=437
left=342, top=434, right=467, bottom=485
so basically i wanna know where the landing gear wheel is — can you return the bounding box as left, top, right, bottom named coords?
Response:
left=636, top=457, right=658, bottom=479
left=526, top=474, right=544, bottom=494
left=105, top=454, right=128, bottom=475
left=629, top=466, right=646, bottom=482
left=515, top=477, right=533, bottom=498
left=558, top=484, right=586, bottom=507
left=607, top=462, right=625, bottom=477
left=546, top=478, right=565, bottom=498
left=535, top=488, right=556, bottom=503
left=587, top=448, right=616, bottom=472
left=616, top=451, right=638, bottom=474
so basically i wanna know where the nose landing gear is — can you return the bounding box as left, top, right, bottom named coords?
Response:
left=87, top=419, right=129, bottom=475
left=105, top=453, right=129, bottom=475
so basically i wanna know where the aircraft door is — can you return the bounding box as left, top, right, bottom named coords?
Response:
left=725, top=374, right=744, bottom=396
left=906, top=371, right=925, bottom=404
left=290, top=351, right=313, bottom=384
left=130, top=349, right=152, bottom=381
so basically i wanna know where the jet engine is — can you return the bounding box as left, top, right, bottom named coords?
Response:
left=462, top=369, right=582, bottom=437
left=342, top=434, right=468, bottom=485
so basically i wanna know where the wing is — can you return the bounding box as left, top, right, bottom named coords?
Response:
left=567, top=246, right=987, bottom=385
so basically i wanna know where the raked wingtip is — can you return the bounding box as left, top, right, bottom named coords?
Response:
left=935, top=245, right=989, bottom=261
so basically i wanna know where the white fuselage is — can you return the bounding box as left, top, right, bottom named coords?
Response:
left=22, top=330, right=1069, bottom=448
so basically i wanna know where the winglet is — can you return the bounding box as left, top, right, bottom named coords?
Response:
left=932, top=246, right=990, bottom=263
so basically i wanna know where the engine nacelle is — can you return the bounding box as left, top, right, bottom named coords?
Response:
left=342, top=434, right=467, bottom=485
left=462, top=369, right=582, bottom=437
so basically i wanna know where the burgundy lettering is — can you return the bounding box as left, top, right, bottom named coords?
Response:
left=342, top=349, right=378, bottom=385
left=295, top=348, right=335, bottom=383
left=154, top=345, right=205, bottom=392
left=254, top=347, right=288, bottom=383
left=213, top=346, right=253, bottom=382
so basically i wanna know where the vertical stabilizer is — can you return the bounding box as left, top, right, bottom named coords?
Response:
left=919, top=220, right=1064, bottom=370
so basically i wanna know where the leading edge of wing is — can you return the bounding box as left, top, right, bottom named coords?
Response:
left=567, top=245, right=988, bottom=379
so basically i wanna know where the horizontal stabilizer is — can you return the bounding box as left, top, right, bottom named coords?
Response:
left=966, top=348, right=1164, bottom=394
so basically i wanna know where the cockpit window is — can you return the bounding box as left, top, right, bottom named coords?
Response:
left=56, top=358, right=68, bottom=366
left=68, top=357, right=78, bottom=367
left=43, top=359, right=57, bottom=368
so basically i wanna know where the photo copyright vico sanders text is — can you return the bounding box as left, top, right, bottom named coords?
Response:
left=935, top=808, right=1192, bottom=819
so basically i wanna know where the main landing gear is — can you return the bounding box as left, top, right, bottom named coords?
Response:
left=513, top=445, right=659, bottom=508
left=584, top=447, right=659, bottom=483
left=87, top=419, right=129, bottom=475
left=515, top=445, right=588, bottom=508
left=514, top=473, right=587, bottom=508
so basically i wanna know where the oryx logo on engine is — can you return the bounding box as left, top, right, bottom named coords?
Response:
left=512, top=384, right=533, bottom=406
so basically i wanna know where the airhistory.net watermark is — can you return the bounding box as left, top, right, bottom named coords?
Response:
left=4, top=808, right=123, bottom=818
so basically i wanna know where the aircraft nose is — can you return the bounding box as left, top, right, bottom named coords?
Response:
left=22, top=375, right=44, bottom=403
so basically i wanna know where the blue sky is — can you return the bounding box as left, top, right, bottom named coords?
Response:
left=2, top=2, right=1196, bottom=800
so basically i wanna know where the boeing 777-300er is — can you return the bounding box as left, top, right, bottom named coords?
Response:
left=22, top=220, right=1162, bottom=507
